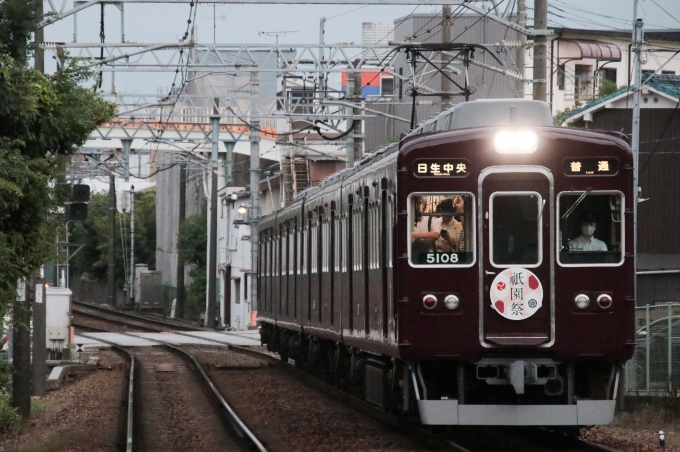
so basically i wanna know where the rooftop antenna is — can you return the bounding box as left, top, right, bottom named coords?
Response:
left=201, top=5, right=227, bottom=44
left=258, top=30, right=298, bottom=45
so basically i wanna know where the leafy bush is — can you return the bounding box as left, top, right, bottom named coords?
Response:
left=0, top=390, right=22, bottom=434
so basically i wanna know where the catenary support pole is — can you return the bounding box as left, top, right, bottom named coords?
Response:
left=223, top=140, right=235, bottom=188
left=108, top=173, right=116, bottom=307
left=35, top=0, right=44, bottom=73
left=515, top=0, right=526, bottom=98
left=175, top=162, right=186, bottom=318
left=352, top=70, right=363, bottom=163
left=32, top=280, right=46, bottom=397
left=250, top=72, right=261, bottom=316
left=121, top=139, right=132, bottom=182
left=346, top=74, right=356, bottom=168
left=12, top=281, right=31, bottom=419
left=129, top=185, right=135, bottom=305
left=532, top=0, right=547, bottom=101
left=207, top=116, right=219, bottom=328
left=441, top=4, right=453, bottom=110
left=632, top=1, right=643, bottom=371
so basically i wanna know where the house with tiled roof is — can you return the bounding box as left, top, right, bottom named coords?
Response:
left=562, top=74, right=680, bottom=306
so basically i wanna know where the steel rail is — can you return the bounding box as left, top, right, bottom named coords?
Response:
left=74, top=319, right=267, bottom=452
left=71, top=300, right=198, bottom=331
left=71, top=308, right=162, bottom=332
left=72, top=329, right=136, bottom=452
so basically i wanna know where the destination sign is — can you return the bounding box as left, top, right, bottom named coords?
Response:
left=563, top=158, right=618, bottom=176
left=414, top=159, right=470, bottom=177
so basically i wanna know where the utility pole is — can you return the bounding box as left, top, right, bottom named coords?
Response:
left=532, top=0, right=548, bottom=101
left=175, top=162, right=186, bottom=319
left=32, top=280, right=46, bottom=398
left=108, top=173, right=116, bottom=307
left=515, top=0, right=527, bottom=98
left=352, top=71, right=364, bottom=163
left=207, top=116, right=219, bottom=329
left=632, top=0, right=643, bottom=345
left=121, top=139, right=132, bottom=182
left=441, top=5, right=453, bottom=110
left=12, top=281, right=31, bottom=419
left=250, top=72, right=261, bottom=316
left=35, top=0, right=44, bottom=73
left=129, top=185, right=135, bottom=305
left=223, top=140, right=235, bottom=188
left=346, top=74, right=356, bottom=168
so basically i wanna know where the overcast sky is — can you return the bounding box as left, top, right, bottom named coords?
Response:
left=42, top=0, right=680, bottom=94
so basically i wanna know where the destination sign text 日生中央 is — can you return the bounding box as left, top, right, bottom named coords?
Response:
left=563, top=158, right=618, bottom=176
left=414, top=159, right=469, bottom=177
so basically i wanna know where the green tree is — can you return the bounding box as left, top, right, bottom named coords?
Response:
left=0, top=0, right=115, bottom=312
left=69, top=191, right=156, bottom=286
left=178, top=204, right=207, bottom=320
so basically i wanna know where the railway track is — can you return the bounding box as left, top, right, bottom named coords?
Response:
left=215, top=345, right=623, bottom=452
left=71, top=300, right=198, bottom=331
left=72, top=306, right=621, bottom=452
left=75, top=325, right=266, bottom=451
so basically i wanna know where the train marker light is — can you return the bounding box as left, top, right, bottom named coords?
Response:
left=597, top=294, right=613, bottom=309
left=574, top=294, right=590, bottom=309
left=494, top=130, right=538, bottom=154
left=444, top=295, right=460, bottom=310
left=423, top=294, right=438, bottom=310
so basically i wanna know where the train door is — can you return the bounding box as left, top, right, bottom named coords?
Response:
left=479, top=167, right=554, bottom=347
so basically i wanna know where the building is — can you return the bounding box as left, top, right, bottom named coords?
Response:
left=362, top=22, right=394, bottom=63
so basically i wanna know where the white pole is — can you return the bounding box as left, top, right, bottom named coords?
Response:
left=130, top=185, right=135, bottom=304
left=631, top=1, right=643, bottom=311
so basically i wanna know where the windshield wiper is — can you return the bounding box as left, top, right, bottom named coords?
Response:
left=561, top=188, right=591, bottom=220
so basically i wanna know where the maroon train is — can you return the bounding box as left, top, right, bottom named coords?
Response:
left=258, top=99, right=634, bottom=426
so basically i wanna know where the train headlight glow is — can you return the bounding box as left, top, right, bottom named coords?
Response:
left=423, top=294, right=438, bottom=310
left=444, top=295, right=460, bottom=310
left=574, top=294, right=590, bottom=309
left=494, top=131, right=538, bottom=154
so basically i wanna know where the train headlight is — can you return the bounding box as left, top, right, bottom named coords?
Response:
left=494, top=130, right=538, bottom=154
left=444, top=295, right=460, bottom=310
left=597, top=294, right=613, bottom=309
left=423, top=294, right=438, bottom=310
left=574, top=294, right=590, bottom=309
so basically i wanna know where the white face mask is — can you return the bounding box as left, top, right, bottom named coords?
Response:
left=581, top=225, right=595, bottom=236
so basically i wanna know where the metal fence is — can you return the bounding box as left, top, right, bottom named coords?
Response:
left=625, top=304, right=680, bottom=395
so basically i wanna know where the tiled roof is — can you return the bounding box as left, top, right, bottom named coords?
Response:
left=563, top=74, right=680, bottom=121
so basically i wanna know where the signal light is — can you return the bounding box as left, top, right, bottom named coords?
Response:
left=72, top=184, right=90, bottom=203
left=574, top=294, right=590, bottom=309
left=597, top=294, right=612, bottom=309
left=68, top=203, right=88, bottom=221
left=423, top=294, right=437, bottom=310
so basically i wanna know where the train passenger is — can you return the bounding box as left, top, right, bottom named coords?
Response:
left=568, top=213, right=608, bottom=252
left=411, top=198, right=440, bottom=242
left=453, top=195, right=465, bottom=223
left=434, top=199, right=461, bottom=252
left=412, top=238, right=436, bottom=264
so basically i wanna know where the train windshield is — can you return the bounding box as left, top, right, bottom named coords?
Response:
left=490, top=192, right=542, bottom=267
left=558, top=191, right=624, bottom=266
left=409, top=193, right=474, bottom=266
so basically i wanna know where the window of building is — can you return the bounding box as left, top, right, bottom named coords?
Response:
left=557, top=64, right=565, bottom=90
left=600, top=68, right=617, bottom=83
left=381, top=77, right=394, bottom=97
left=234, top=278, right=241, bottom=304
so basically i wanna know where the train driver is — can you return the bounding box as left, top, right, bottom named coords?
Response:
left=568, top=212, right=608, bottom=252
left=434, top=199, right=461, bottom=252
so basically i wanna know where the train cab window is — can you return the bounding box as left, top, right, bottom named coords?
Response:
left=558, top=191, right=624, bottom=266
left=490, top=192, right=542, bottom=267
left=408, top=193, right=474, bottom=266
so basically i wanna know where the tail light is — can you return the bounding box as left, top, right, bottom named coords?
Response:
left=597, top=294, right=612, bottom=309
left=423, top=294, right=437, bottom=310
left=574, top=294, right=590, bottom=309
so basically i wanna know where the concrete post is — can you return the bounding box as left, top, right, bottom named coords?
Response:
left=121, top=139, right=132, bottom=182
left=108, top=174, right=116, bottom=307
left=32, top=281, right=46, bottom=397
left=175, top=162, right=186, bottom=319
left=441, top=5, right=453, bottom=110
left=207, top=116, right=220, bottom=328
left=250, top=72, right=261, bottom=315
left=532, top=0, right=548, bottom=101
left=515, top=0, right=527, bottom=98
left=12, top=280, right=31, bottom=418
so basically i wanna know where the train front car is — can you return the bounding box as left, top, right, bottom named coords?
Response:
left=400, top=99, right=634, bottom=426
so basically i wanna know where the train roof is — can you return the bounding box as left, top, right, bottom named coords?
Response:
left=408, top=99, right=554, bottom=137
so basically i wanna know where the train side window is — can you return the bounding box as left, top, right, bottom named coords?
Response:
left=557, top=191, right=624, bottom=266
left=408, top=193, right=475, bottom=267
left=490, top=192, right=542, bottom=267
